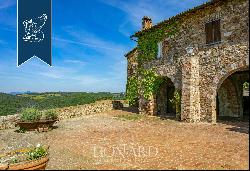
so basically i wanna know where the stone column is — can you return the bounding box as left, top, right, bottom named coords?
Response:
left=181, top=55, right=201, bottom=122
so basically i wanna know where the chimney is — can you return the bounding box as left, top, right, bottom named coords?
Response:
left=142, top=16, right=152, bottom=30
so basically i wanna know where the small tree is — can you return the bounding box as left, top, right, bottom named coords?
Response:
left=170, top=90, right=181, bottom=120
left=243, top=82, right=249, bottom=90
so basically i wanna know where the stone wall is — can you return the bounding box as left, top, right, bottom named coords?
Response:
left=218, top=78, right=240, bottom=117
left=0, top=100, right=124, bottom=130
left=56, top=100, right=115, bottom=120
left=0, top=114, right=19, bottom=130
left=136, top=0, right=249, bottom=122
left=126, top=48, right=138, bottom=80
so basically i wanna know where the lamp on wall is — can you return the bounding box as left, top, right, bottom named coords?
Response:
left=186, top=45, right=194, bottom=56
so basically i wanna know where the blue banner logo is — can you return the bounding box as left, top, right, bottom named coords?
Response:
left=17, top=0, right=52, bottom=66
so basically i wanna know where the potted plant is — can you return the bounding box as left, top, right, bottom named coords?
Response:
left=0, top=144, right=49, bottom=170
left=15, top=108, right=58, bottom=132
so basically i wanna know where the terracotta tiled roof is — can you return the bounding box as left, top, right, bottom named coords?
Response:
left=131, top=0, right=224, bottom=38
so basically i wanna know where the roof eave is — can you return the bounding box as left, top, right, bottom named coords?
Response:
left=131, top=0, right=223, bottom=38
left=124, top=47, right=137, bottom=58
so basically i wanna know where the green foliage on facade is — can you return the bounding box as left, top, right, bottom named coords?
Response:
left=170, top=90, right=182, bottom=119
left=126, top=75, right=139, bottom=106
left=126, top=20, right=179, bottom=106
left=137, top=21, right=178, bottom=66
left=243, top=81, right=249, bottom=90
left=140, top=69, right=165, bottom=100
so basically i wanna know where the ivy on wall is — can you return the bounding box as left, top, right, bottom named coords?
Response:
left=170, top=90, right=182, bottom=117
left=126, top=20, right=179, bottom=107
left=126, top=75, right=138, bottom=106
left=140, top=68, right=165, bottom=100
left=137, top=21, right=178, bottom=66
left=243, top=82, right=249, bottom=90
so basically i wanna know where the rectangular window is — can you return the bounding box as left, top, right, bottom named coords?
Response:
left=205, top=20, right=221, bottom=45
left=157, top=41, right=163, bottom=58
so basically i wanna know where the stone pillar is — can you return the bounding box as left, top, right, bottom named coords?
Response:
left=181, top=55, right=201, bottom=122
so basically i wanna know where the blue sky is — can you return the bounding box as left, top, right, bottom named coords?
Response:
left=0, top=0, right=207, bottom=93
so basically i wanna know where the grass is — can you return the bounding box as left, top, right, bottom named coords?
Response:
left=115, top=114, right=144, bottom=121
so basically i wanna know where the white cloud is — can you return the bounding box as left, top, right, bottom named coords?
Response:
left=0, top=39, right=6, bottom=45
left=0, top=55, right=125, bottom=92
left=64, top=59, right=87, bottom=66
left=56, top=26, right=130, bottom=53
left=0, top=0, right=15, bottom=9
left=53, top=37, right=125, bottom=52
left=38, top=67, right=75, bottom=79
left=102, top=0, right=208, bottom=36
left=27, top=61, right=78, bottom=79
left=53, top=26, right=132, bottom=63
left=72, top=74, right=125, bottom=93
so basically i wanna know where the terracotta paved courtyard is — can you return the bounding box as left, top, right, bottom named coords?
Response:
left=0, top=109, right=249, bottom=170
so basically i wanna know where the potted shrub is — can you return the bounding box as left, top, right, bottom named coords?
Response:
left=43, top=109, right=58, bottom=120
left=0, top=144, right=49, bottom=170
left=15, top=108, right=58, bottom=132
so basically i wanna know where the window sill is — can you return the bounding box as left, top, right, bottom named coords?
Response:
left=206, top=41, right=222, bottom=46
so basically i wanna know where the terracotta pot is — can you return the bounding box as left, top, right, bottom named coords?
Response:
left=0, top=164, right=8, bottom=170
left=7, top=156, right=49, bottom=170
left=0, top=146, right=49, bottom=170
left=15, top=119, right=58, bottom=132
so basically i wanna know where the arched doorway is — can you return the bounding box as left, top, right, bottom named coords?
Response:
left=216, top=70, right=249, bottom=121
left=156, top=77, right=176, bottom=117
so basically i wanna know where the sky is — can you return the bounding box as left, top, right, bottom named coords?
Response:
left=0, top=0, right=207, bottom=93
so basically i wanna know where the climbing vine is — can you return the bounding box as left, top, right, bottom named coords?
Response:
left=139, top=68, right=165, bottom=100
left=243, top=82, right=249, bottom=90
left=170, top=90, right=182, bottom=118
left=137, top=21, right=178, bottom=66
left=126, top=75, right=138, bottom=106
left=126, top=19, right=180, bottom=109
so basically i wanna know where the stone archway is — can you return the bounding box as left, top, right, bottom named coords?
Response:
left=213, top=67, right=249, bottom=122
left=155, top=77, right=176, bottom=117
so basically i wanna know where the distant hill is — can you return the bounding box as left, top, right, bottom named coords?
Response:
left=0, top=92, right=125, bottom=116
left=9, top=91, right=34, bottom=95
left=0, top=93, right=32, bottom=116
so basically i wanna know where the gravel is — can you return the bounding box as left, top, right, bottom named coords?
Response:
left=0, top=109, right=249, bottom=170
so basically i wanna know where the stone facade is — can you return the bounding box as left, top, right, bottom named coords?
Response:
left=125, top=48, right=138, bottom=80
left=126, top=0, right=249, bottom=123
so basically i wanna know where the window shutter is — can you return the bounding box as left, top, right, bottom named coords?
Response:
left=157, top=41, right=162, bottom=58
left=213, top=20, right=221, bottom=43
left=205, top=22, right=213, bottom=44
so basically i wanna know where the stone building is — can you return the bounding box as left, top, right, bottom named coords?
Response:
left=125, top=0, right=249, bottom=123
left=125, top=48, right=138, bottom=80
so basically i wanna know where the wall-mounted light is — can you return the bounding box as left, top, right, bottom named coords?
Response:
left=186, top=46, right=194, bottom=56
